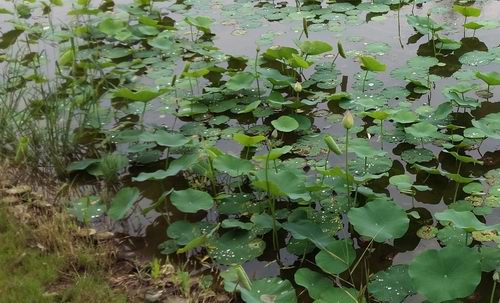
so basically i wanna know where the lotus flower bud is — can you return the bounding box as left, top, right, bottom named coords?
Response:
left=342, top=111, right=354, bottom=130
left=293, top=82, right=302, bottom=93
left=324, top=135, right=342, bottom=155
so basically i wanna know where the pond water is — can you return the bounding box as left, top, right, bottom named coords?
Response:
left=2, top=0, right=500, bottom=302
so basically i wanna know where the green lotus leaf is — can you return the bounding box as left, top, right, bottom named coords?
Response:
left=434, top=209, right=499, bottom=232
left=444, top=150, right=483, bottom=165
left=294, top=268, right=331, bottom=300
left=238, top=277, right=297, bottom=303
left=148, top=34, right=176, bottom=50
left=349, top=138, right=386, bottom=158
left=472, top=113, right=500, bottom=139
left=359, top=55, right=386, bottom=72
left=253, top=166, right=310, bottom=200
left=221, top=218, right=253, bottom=230
left=409, top=246, right=481, bottom=302
left=271, top=116, right=299, bottom=132
left=452, top=5, right=481, bottom=17
left=479, top=246, right=500, bottom=272
left=98, top=18, right=126, bottom=35
left=459, top=51, right=496, bottom=66
left=226, top=72, right=255, bottom=91
left=314, top=287, right=360, bottom=303
left=437, top=225, right=472, bottom=246
left=142, top=130, right=190, bottom=147
left=287, top=237, right=315, bottom=256
left=315, top=239, right=356, bottom=275
left=391, top=110, right=418, bottom=124
left=299, top=40, right=333, bottom=55
left=264, top=46, right=299, bottom=60
left=407, top=15, right=443, bottom=34
left=133, top=153, right=198, bottom=181
left=254, top=145, right=293, bottom=161
left=464, top=21, right=484, bottom=30
left=233, top=133, right=266, bottom=147
left=401, top=148, right=434, bottom=164
left=357, top=3, right=390, bottom=13
left=167, top=220, right=201, bottom=246
left=68, top=195, right=105, bottom=223
left=349, top=155, right=392, bottom=175
left=405, top=122, right=438, bottom=138
left=475, top=71, right=500, bottom=86
left=67, top=158, right=101, bottom=172
left=237, top=100, right=261, bottom=114
left=348, top=199, right=410, bottom=242
left=108, top=187, right=140, bottom=220
left=389, top=175, right=414, bottom=193
left=170, top=189, right=214, bottom=213
left=114, top=87, right=169, bottom=102
left=368, top=265, right=415, bottom=303
left=213, top=154, right=253, bottom=177
left=463, top=182, right=484, bottom=195
left=281, top=220, right=332, bottom=249
left=185, top=16, right=213, bottom=33
left=209, top=230, right=265, bottom=265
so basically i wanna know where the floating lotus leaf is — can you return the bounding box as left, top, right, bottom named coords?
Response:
left=314, top=287, right=360, bottom=303
left=238, top=277, right=297, bottom=303
left=479, top=246, right=500, bottom=272
left=315, top=239, right=356, bottom=275
left=409, top=246, right=481, bottom=303
left=226, top=72, right=255, bottom=91
left=401, top=148, right=434, bottom=164
left=294, top=268, right=331, bottom=300
left=271, top=116, right=299, bottom=132
left=221, top=218, right=253, bottom=230
left=209, top=230, right=265, bottom=265
left=98, top=18, right=126, bottom=35
left=170, top=189, right=214, bottom=213
left=459, top=50, right=496, bottom=66
left=357, top=3, right=390, bottom=13
left=349, top=155, right=392, bottom=175
left=368, top=265, right=415, bottom=303
left=287, top=237, right=315, bottom=256
left=405, top=122, right=438, bottom=139
left=437, top=225, right=472, bottom=247
left=167, top=220, right=201, bottom=246
left=348, top=199, right=409, bottom=242
left=142, top=130, right=190, bottom=147
left=114, top=87, right=169, bottom=102
left=68, top=196, right=105, bottom=222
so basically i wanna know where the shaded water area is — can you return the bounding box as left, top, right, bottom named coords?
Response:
left=1, top=0, right=500, bottom=302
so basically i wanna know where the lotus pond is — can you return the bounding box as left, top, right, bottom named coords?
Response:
left=1, top=0, right=500, bottom=302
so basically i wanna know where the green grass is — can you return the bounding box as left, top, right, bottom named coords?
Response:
left=0, top=207, right=128, bottom=303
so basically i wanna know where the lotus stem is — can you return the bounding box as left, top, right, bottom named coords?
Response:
left=265, top=147, right=278, bottom=251
left=490, top=279, right=497, bottom=303
left=345, top=129, right=351, bottom=204
left=362, top=70, right=369, bottom=93
left=452, top=161, right=462, bottom=203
